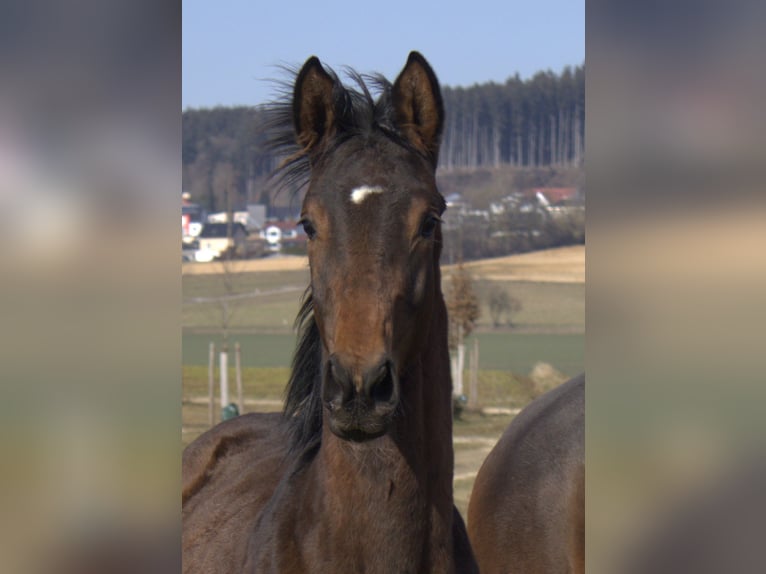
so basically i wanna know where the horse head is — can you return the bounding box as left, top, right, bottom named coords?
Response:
left=291, top=52, right=445, bottom=441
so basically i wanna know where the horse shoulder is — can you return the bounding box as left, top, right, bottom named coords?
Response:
left=487, top=373, right=584, bottom=480
left=182, top=412, right=284, bottom=502
left=182, top=412, right=289, bottom=574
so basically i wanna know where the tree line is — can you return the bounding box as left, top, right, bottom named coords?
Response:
left=182, top=64, right=584, bottom=212
left=440, top=66, right=584, bottom=170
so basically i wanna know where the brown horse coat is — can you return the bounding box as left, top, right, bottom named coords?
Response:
left=468, top=374, right=585, bottom=574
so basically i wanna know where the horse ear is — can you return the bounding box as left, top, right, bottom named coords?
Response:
left=391, top=52, right=444, bottom=166
left=293, top=56, right=336, bottom=157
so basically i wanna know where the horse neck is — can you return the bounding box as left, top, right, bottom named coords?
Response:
left=311, top=292, right=455, bottom=567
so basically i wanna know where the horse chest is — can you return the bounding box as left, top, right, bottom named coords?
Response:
left=249, top=463, right=436, bottom=573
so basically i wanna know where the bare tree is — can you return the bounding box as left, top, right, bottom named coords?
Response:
left=445, top=263, right=481, bottom=399
left=488, top=285, right=522, bottom=327
left=445, top=262, right=481, bottom=349
left=212, top=162, right=243, bottom=415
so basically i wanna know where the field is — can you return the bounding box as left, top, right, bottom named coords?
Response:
left=182, top=248, right=584, bottom=333
left=182, top=245, right=584, bottom=515
left=183, top=331, right=583, bottom=376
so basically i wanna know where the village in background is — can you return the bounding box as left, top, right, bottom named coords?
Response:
left=182, top=180, right=585, bottom=264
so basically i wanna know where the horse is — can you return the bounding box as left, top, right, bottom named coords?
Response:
left=467, top=374, right=585, bottom=574
left=182, top=52, right=478, bottom=574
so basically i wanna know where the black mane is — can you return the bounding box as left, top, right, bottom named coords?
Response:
left=282, top=290, right=323, bottom=453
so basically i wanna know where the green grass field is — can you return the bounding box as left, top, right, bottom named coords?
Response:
left=182, top=265, right=584, bottom=375
left=183, top=332, right=298, bottom=368
left=472, top=280, right=584, bottom=331
left=183, top=331, right=583, bottom=376
left=183, top=269, right=583, bottom=333
left=183, top=268, right=310, bottom=331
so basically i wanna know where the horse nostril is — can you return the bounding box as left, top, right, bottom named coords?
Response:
left=370, top=372, right=394, bottom=403
left=322, top=356, right=354, bottom=407
left=365, top=361, right=396, bottom=404
left=324, top=356, right=398, bottom=411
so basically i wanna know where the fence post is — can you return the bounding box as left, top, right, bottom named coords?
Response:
left=235, top=341, right=243, bottom=414
left=454, top=324, right=464, bottom=397
left=468, top=337, right=479, bottom=410
left=220, top=348, right=229, bottom=419
left=208, top=341, right=215, bottom=427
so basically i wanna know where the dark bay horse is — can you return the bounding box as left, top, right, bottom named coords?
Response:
left=182, top=52, right=478, bottom=573
left=467, top=374, right=584, bottom=574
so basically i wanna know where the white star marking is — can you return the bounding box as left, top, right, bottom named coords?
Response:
left=349, top=185, right=385, bottom=204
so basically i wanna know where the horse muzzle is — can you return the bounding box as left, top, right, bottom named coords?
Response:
left=322, top=354, right=400, bottom=441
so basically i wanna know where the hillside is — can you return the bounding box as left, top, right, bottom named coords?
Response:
left=448, top=245, right=584, bottom=283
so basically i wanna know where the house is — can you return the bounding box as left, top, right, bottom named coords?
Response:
left=530, top=187, right=579, bottom=206
left=205, top=211, right=248, bottom=224
left=259, top=219, right=307, bottom=252
left=490, top=187, right=581, bottom=216
left=196, top=222, right=249, bottom=261
left=182, top=193, right=206, bottom=243
left=247, top=204, right=267, bottom=231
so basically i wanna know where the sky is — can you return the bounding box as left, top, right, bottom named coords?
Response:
left=183, top=0, right=584, bottom=109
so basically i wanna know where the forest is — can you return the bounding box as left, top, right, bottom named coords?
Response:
left=182, top=65, right=585, bottom=214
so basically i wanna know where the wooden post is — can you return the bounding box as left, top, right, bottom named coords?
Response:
left=220, top=349, right=229, bottom=417
left=454, top=324, right=464, bottom=397
left=235, top=341, right=243, bottom=414
left=468, top=337, right=479, bottom=410
left=208, top=341, right=215, bottom=427
left=451, top=355, right=458, bottom=394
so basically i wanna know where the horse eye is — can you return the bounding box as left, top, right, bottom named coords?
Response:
left=299, top=218, right=317, bottom=240
left=419, top=215, right=440, bottom=239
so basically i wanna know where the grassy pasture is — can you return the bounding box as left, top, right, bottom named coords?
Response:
left=182, top=267, right=309, bottom=331
left=181, top=246, right=585, bottom=332
left=182, top=331, right=583, bottom=376
left=182, top=282, right=584, bottom=333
